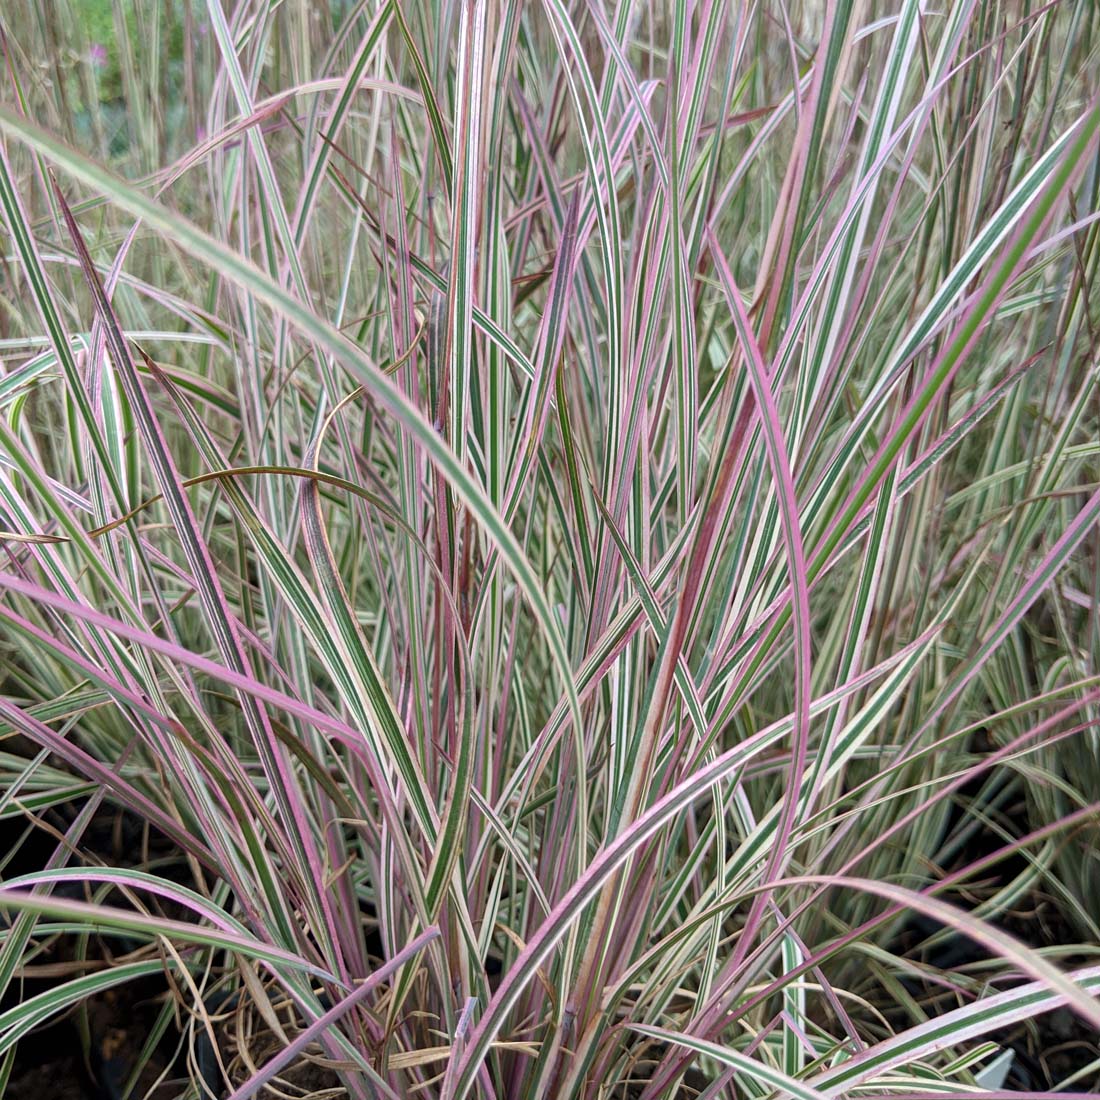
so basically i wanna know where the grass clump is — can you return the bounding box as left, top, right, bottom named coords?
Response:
left=0, top=1, right=1099, bottom=1097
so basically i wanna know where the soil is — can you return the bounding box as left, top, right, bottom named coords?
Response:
left=0, top=797, right=358, bottom=1100
left=6, top=977, right=178, bottom=1100
left=1, top=803, right=190, bottom=1100
left=886, top=750, right=1100, bottom=1092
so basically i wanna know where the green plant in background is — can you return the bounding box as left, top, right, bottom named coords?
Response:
left=0, top=1, right=1098, bottom=1098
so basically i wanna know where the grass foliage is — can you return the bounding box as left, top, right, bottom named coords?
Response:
left=0, top=0, right=1099, bottom=1097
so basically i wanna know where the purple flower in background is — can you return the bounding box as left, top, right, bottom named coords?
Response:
left=196, top=124, right=208, bottom=143
left=88, top=42, right=108, bottom=68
